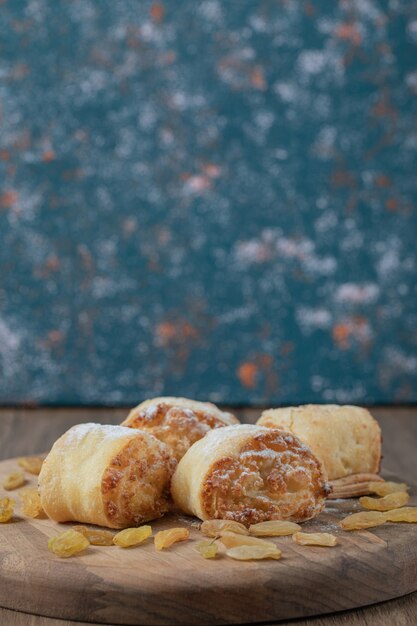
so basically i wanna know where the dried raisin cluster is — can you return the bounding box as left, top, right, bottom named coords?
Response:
left=0, top=497, right=15, bottom=523
left=48, top=530, right=90, bottom=558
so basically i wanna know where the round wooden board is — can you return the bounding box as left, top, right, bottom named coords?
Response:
left=0, top=457, right=416, bottom=626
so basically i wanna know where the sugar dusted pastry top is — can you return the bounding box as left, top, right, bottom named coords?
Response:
left=38, top=423, right=175, bottom=528
left=122, top=396, right=239, bottom=461
left=257, top=405, right=381, bottom=481
left=125, top=396, right=237, bottom=425
left=171, top=424, right=329, bottom=525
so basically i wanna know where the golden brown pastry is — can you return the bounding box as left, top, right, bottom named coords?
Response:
left=121, top=396, right=239, bottom=461
left=38, top=423, right=175, bottom=529
left=171, top=424, right=329, bottom=525
left=257, top=405, right=381, bottom=481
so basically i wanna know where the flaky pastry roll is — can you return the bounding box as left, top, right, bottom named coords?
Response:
left=257, top=405, right=381, bottom=481
left=38, top=423, right=175, bottom=529
left=171, top=424, right=329, bottom=525
left=121, top=396, right=239, bottom=461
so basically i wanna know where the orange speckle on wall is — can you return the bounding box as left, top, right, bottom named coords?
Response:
left=352, top=315, right=368, bottom=331
left=156, top=320, right=199, bottom=346
left=250, top=67, right=267, bottom=91
left=375, top=175, right=391, bottom=188
left=386, top=197, right=398, bottom=212
left=156, top=322, right=177, bottom=347
left=202, top=163, right=222, bottom=179
left=40, top=329, right=65, bottom=351
left=46, top=254, right=60, bottom=271
left=258, top=354, right=273, bottom=368
left=237, top=362, right=258, bottom=388
left=186, top=175, right=211, bottom=192
left=42, top=150, right=56, bottom=162
left=335, top=23, right=362, bottom=45
left=48, top=330, right=64, bottom=345
left=154, top=318, right=200, bottom=374
left=332, top=316, right=371, bottom=351
left=0, top=190, right=18, bottom=209
left=150, top=3, right=165, bottom=23
left=332, top=323, right=351, bottom=350
left=0, top=150, right=11, bottom=161
left=122, top=217, right=138, bottom=236
left=372, top=97, right=397, bottom=120
left=77, top=244, right=95, bottom=273
left=182, top=322, right=199, bottom=340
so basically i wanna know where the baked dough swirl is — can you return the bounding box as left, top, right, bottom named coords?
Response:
left=257, top=405, right=381, bottom=481
left=122, top=397, right=239, bottom=462
left=38, top=423, right=175, bottom=529
left=171, top=424, right=329, bottom=525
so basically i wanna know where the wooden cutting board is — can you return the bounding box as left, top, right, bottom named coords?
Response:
left=0, top=456, right=416, bottom=626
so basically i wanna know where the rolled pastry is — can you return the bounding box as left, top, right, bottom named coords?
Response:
left=121, top=397, right=239, bottom=462
left=38, top=423, right=175, bottom=529
left=257, top=405, right=381, bottom=481
left=171, top=424, right=329, bottom=525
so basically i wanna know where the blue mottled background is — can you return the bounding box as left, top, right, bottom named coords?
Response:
left=0, top=1, right=416, bottom=406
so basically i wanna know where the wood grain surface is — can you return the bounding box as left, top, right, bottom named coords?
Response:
left=0, top=407, right=416, bottom=626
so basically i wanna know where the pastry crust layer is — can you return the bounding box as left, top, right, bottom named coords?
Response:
left=38, top=423, right=175, bottom=528
left=171, top=424, right=329, bottom=525
left=257, top=405, right=381, bottom=481
left=122, top=397, right=239, bottom=461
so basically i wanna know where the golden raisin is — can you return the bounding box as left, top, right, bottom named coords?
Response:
left=384, top=507, right=417, bottom=523
left=17, top=456, right=44, bottom=475
left=368, top=481, right=409, bottom=497
left=73, top=525, right=115, bottom=546
left=19, top=488, right=44, bottom=518
left=200, top=519, right=248, bottom=537
left=293, top=532, right=337, bottom=547
left=340, top=511, right=387, bottom=531
left=249, top=520, right=301, bottom=537
left=219, top=532, right=276, bottom=550
left=226, top=545, right=281, bottom=561
left=3, top=471, right=26, bottom=491
left=48, top=530, right=90, bottom=558
left=0, top=497, right=15, bottom=523
left=195, top=540, right=218, bottom=559
left=360, top=492, right=409, bottom=511
left=154, top=527, right=190, bottom=550
left=113, top=526, right=152, bottom=547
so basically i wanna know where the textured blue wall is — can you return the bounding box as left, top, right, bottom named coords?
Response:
left=0, top=1, right=416, bottom=405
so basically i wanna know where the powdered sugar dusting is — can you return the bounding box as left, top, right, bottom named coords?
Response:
left=63, top=423, right=135, bottom=447
left=0, top=1, right=415, bottom=406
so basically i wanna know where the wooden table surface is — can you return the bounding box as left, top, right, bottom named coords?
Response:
left=0, top=406, right=416, bottom=626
